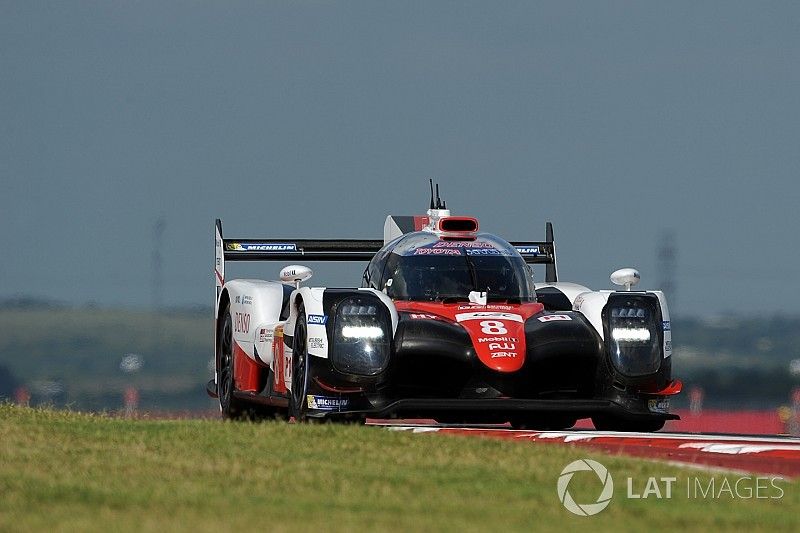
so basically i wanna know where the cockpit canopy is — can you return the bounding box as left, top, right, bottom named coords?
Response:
left=363, top=232, right=536, bottom=302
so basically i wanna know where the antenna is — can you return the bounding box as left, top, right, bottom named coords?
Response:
left=435, top=184, right=442, bottom=209
left=429, top=179, right=435, bottom=209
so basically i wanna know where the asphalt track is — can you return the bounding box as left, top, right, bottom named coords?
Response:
left=367, top=422, right=800, bottom=477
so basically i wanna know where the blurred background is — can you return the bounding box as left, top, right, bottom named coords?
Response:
left=2, top=2, right=799, bottom=431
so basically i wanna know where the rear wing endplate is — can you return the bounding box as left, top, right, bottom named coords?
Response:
left=510, top=222, right=559, bottom=283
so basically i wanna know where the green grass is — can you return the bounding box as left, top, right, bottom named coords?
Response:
left=0, top=405, right=797, bottom=532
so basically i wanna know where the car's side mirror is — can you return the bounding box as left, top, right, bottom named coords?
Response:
left=280, top=265, right=313, bottom=288
left=610, top=268, right=640, bottom=291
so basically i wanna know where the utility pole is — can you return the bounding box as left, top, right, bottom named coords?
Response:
left=657, top=230, right=676, bottom=316
left=151, top=217, right=166, bottom=355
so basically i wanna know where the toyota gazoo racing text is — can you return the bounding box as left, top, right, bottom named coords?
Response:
left=208, top=185, right=681, bottom=431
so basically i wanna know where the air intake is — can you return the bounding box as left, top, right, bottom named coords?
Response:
left=438, top=217, right=479, bottom=233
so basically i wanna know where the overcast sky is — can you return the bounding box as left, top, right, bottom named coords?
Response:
left=2, top=2, right=799, bottom=316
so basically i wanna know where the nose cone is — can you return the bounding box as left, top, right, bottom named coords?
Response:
left=456, top=314, right=527, bottom=372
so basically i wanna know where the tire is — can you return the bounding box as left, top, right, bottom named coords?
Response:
left=218, top=304, right=246, bottom=420
left=591, top=415, right=665, bottom=432
left=289, top=305, right=310, bottom=422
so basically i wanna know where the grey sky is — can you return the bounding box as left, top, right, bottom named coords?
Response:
left=2, top=2, right=799, bottom=315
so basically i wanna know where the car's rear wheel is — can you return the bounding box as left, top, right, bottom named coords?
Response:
left=591, top=415, right=665, bottom=432
left=289, top=305, right=310, bottom=422
left=218, top=304, right=246, bottom=420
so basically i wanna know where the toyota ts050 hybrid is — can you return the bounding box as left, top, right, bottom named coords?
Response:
left=207, top=185, right=681, bottom=431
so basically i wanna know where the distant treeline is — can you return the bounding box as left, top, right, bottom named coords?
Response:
left=0, top=304, right=798, bottom=411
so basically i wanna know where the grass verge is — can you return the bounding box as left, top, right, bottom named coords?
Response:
left=0, top=405, right=797, bottom=532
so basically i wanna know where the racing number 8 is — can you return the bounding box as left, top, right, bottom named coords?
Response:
left=479, top=320, right=507, bottom=335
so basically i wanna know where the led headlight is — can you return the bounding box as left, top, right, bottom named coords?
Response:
left=602, top=294, right=662, bottom=377
left=332, top=296, right=391, bottom=376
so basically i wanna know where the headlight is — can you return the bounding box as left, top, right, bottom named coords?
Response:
left=332, top=296, right=391, bottom=376
left=603, top=294, right=662, bottom=377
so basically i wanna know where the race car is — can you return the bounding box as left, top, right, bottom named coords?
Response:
left=207, top=184, right=681, bottom=431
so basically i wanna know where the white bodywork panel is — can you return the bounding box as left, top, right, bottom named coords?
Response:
left=221, top=279, right=287, bottom=365
left=358, top=288, right=399, bottom=334
left=537, top=282, right=672, bottom=359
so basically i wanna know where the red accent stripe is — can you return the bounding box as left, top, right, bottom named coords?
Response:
left=233, top=341, right=261, bottom=392
left=272, top=328, right=287, bottom=394
left=639, top=379, right=683, bottom=396
left=215, top=269, right=224, bottom=286
left=413, top=216, right=429, bottom=231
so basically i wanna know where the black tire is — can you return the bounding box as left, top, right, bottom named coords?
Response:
left=591, top=415, right=665, bottom=432
left=218, top=304, right=246, bottom=420
left=289, top=305, right=310, bottom=422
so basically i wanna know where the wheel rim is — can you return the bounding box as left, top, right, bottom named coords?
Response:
left=219, top=314, right=234, bottom=411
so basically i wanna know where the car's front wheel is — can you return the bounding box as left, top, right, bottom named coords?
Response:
left=289, top=305, right=310, bottom=422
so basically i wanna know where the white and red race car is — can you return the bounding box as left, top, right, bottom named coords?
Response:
left=208, top=185, right=681, bottom=431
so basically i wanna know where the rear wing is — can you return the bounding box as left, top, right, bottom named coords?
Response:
left=215, top=219, right=383, bottom=304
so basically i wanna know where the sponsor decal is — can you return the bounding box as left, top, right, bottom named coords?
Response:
left=409, top=313, right=439, bottom=320
left=664, top=340, right=672, bottom=352
left=662, top=321, right=671, bottom=331
left=464, top=248, right=502, bottom=256
left=538, top=314, right=572, bottom=322
left=413, top=248, right=461, bottom=256
left=488, top=342, right=516, bottom=351
left=308, top=337, right=325, bottom=350
left=455, top=312, right=524, bottom=323
left=648, top=398, right=670, bottom=414
left=307, top=314, right=328, bottom=325
left=235, top=295, right=240, bottom=303
left=227, top=242, right=297, bottom=252
left=458, top=304, right=512, bottom=310
left=515, top=246, right=541, bottom=255
left=491, top=351, right=516, bottom=358
left=258, top=328, right=272, bottom=343
left=306, top=395, right=350, bottom=410
left=432, top=241, right=494, bottom=249
left=572, top=295, right=585, bottom=310
left=234, top=312, right=250, bottom=333
left=477, top=336, right=518, bottom=343
left=242, top=295, right=253, bottom=306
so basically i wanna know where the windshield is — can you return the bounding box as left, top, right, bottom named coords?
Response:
left=383, top=253, right=535, bottom=302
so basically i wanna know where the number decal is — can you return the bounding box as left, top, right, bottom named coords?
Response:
left=479, top=320, right=507, bottom=335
